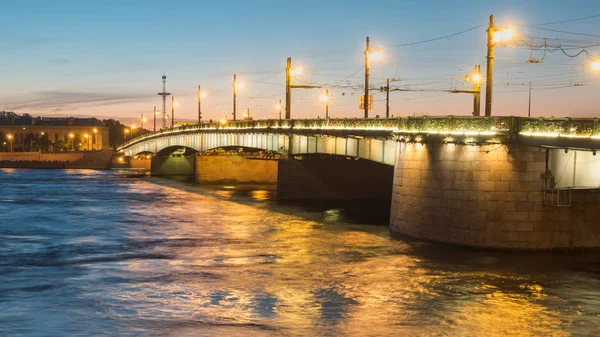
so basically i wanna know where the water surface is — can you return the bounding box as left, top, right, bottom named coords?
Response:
left=0, top=169, right=599, bottom=336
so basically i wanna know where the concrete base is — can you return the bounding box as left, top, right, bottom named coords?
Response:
left=277, top=156, right=394, bottom=202
left=390, top=143, right=600, bottom=250
left=195, top=155, right=277, bottom=183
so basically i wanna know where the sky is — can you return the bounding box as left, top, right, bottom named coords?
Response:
left=0, top=0, right=599, bottom=125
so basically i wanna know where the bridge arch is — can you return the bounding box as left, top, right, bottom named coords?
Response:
left=155, top=145, right=199, bottom=157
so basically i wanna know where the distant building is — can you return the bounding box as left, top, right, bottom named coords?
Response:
left=0, top=112, right=109, bottom=151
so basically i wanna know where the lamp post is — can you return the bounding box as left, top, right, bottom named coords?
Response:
left=153, top=106, right=158, bottom=132
left=285, top=57, right=319, bottom=119
left=243, top=108, right=251, bottom=121
left=320, top=90, right=329, bottom=119
left=123, top=128, right=129, bottom=143
left=485, top=15, right=514, bottom=116
left=6, top=134, right=13, bottom=152
left=233, top=74, right=243, bottom=121
left=141, top=114, right=147, bottom=130
left=171, top=97, right=178, bottom=128
left=276, top=100, right=282, bottom=120
left=198, top=86, right=207, bottom=124
left=68, top=133, right=74, bottom=151
left=363, top=37, right=381, bottom=118
left=92, top=128, right=98, bottom=150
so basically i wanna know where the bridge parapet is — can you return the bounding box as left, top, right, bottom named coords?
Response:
left=118, top=116, right=600, bottom=152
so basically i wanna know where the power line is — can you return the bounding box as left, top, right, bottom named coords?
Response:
left=529, top=27, right=600, bottom=38
left=383, top=24, right=486, bottom=48
left=527, top=14, right=600, bottom=27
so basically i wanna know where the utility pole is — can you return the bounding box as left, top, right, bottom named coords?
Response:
left=233, top=74, right=238, bottom=121
left=171, top=96, right=175, bottom=127
left=153, top=106, right=157, bottom=132
left=285, top=58, right=292, bottom=119
left=198, top=85, right=202, bottom=124
left=285, top=57, right=320, bottom=119
left=473, top=65, right=481, bottom=116
left=364, top=36, right=370, bottom=118
left=325, top=89, right=329, bottom=119
left=485, top=15, right=495, bottom=117
left=277, top=99, right=282, bottom=120
left=385, top=79, right=390, bottom=118
left=528, top=81, right=532, bottom=117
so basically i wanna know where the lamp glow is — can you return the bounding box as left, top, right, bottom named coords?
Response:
left=592, top=61, right=600, bottom=71
left=370, top=50, right=382, bottom=61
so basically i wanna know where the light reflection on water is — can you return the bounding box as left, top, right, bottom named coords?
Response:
left=0, top=169, right=599, bottom=336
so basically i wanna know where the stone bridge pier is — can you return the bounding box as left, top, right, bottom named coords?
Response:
left=390, top=142, right=600, bottom=250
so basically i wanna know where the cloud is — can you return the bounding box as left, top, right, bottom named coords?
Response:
left=3, top=90, right=155, bottom=112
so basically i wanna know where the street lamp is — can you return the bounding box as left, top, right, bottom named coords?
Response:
left=153, top=106, right=159, bottom=132
left=592, top=61, right=600, bottom=71
left=6, top=134, right=13, bottom=152
left=171, top=97, right=178, bottom=128
left=233, top=74, right=244, bottom=121
left=364, top=36, right=381, bottom=118
left=198, top=85, right=207, bottom=124
left=92, top=128, right=98, bottom=150
left=124, top=128, right=130, bottom=143
left=464, top=65, right=482, bottom=116
left=141, top=115, right=147, bottom=130
left=320, top=89, right=329, bottom=119
left=275, top=100, right=282, bottom=120
left=485, top=15, right=515, bottom=116
left=68, top=133, right=75, bottom=151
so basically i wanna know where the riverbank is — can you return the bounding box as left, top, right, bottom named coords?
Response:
left=0, top=150, right=114, bottom=169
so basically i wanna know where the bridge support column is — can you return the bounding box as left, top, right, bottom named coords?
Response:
left=390, top=143, right=600, bottom=249
left=195, top=155, right=278, bottom=184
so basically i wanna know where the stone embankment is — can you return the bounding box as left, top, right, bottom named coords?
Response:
left=0, top=150, right=114, bottom=169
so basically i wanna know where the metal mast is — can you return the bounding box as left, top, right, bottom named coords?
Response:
left=157, top=74, right=171, bottom=129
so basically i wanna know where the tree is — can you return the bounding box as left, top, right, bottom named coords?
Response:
left=39, top=133, right=51, bottom=152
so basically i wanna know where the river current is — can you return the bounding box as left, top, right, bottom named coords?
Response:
left=0, top=169, right=599, bottom=336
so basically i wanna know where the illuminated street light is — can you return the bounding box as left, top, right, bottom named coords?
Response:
left=320, top=89, right=329, bottom=119
left=364, top=37, right=382, bottom=118
left=219, top=117, right=227, bottom=126
left=485, top=15, right=515, bottom=116
left=233, top=74, right=244, bottom=120
left=68, top=133, right=75, bottom=151
left=6, top=134, right=13, bottom=152
left=369, top=49, right=382, bottom=61
left=593, top=61, right=600, bottom=71
left=275, top=100, right=282, bottom=120
left=198, top=85, right=207, bottom=124
left=290, top=67, right=303, bottom=76
left=93, top=128, right=98, bottom=150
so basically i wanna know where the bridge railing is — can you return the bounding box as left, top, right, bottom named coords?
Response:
left=119, top=116, right=600, bottom=150
left=517, top=117, right=600, bottom=138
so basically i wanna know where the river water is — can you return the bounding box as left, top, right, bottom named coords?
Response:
left=0, top=169, right=599, bottom=336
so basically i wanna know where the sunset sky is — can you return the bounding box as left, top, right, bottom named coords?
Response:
left=1, top=0, right=599, bottom=125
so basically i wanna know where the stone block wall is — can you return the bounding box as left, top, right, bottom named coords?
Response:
left=390, top=143, right=600, bottom=249
left=195, top=155, right=277, bottom=183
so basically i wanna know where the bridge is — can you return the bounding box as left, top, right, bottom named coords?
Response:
left=118, top=116, right=600, bottom=250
